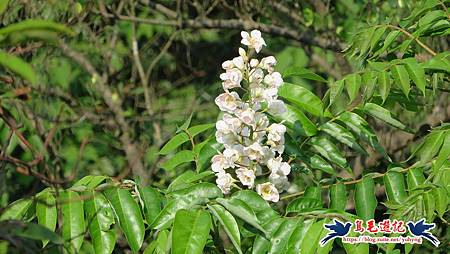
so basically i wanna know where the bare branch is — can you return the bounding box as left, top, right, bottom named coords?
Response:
left=58, top=41, right=149, bottom=185
left=101, top=12, right=345, bottom=51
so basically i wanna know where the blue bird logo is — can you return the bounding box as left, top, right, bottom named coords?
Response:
left=406, top=219, right=440, bottom=247
left=319, top=219, right=352, bottom=246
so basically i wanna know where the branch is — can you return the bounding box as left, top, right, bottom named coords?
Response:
left=101, top=12, right=345, bottom=52
left=58, top=41, right=149, bottom=185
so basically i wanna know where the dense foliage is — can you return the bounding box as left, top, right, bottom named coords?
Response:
left=0, top=0, right=449, bottom=253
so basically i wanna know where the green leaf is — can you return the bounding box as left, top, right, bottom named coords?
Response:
left=329, top=80, right=344, bottom=105
left=279, top=83, right=324, bottom=116
left=286, top=198, right=322, bottom=214
left=403, top=58, right=426, bottom=96
left=300, top=220, right=325, bottom=254
left=0, top=0, right=9, bottom=15
left=283, top=66, right=327, bottom=82
left=231, top=190, right=279, bottom=222
left=144, top=229, right=170, bottom=254
left=252, top=217, right=284, bottom=254
left=416, top=130, right=445, bottom=164
left=358, top=27, right=376, bottom=57
left=422, top=192, right=435, bottom=222
left=337, top=111, right=390, bottom=160
left=286, top=219, right=314, bottom=253
left=160, top=150, right=195, bottom=171
left=329, top=183, right=347, bottom=211
left=378, top=71, right=391, bottom=102
left=0, top=19, right=74, bottom=37
left=167, top=170, right=213, bottom=192
left=231, top=190, right=273, bottom=212
left=0, top=50, right=37, bottom=84
left=0, top=198, right=33, bottom=221
left=195, top=138, right=222, bottom=171
left=320, top=122, right=367, bottom=155
left=355, top=176, right=377, bottom=220
left=363, top=103, right=410, bottom=132
left=344, top=73, right=361, bottom=103
left=304, top=186, right=322, bottom=201
left=84, top=191, right=115, bottom=254
left=374, top=30, right=400, bottom=56
left=433, top=187, right=447, bottom=217
left=418, top=10, right=446, bottom=29
left=435, top=131, right=450, bottom=169
left=406, top=168, right=426, bottom=190
left=423, top=52, right=450, bottom=72
left=309, top=136, right=347, bottom=168
left=391, top=65, right=411, bottom=97
left=104, top=187, right=145, bottom=252
left=137, top=185, right=162, bottom=225
left=60, top=190, right=85, bottom=253
left=6, top=221, right=63, bottom=244
left=362, top=71, right=377, bottom=99
left=159, top=124, right=214, bottom=155
left=177, top=113, right=193, bottom=133
left=216, top=198, right=267, bottom=236
left=370, top=26, right=387, bottom=52
left=36, top=189, right=57, bottom=247
left=72, top=175, right=109, bottom=189
left=151, top=192, right=211, bottom=231
left=171, top=183, right=223, bottom=200
left=208, top=204, right=242, bottom=254
left=277, top=104, right=317, bottom=137
left=304, top=153, right=336, bottom=175
left=268, top=218, right=301, bottom=254
left=383, top=171, right=408, bottom=204
left=172, top=209, right=211, bottom=254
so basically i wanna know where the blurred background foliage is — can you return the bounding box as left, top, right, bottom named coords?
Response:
left=0, top=0, right=449, bottom=253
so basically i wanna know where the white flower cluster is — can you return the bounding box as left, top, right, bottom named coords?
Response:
left=211, top=30, right=290, bottom=202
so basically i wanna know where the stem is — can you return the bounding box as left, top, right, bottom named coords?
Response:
left=384, top=24, right=437, bottom=56
left=184, top=129, right=199, bottom=173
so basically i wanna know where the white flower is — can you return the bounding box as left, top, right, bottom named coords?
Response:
left=212, top=30, right=291, bottom=201
left=267, top=123, right=286, bottom=142
left=267, top=157, right=291, bottom=176
left=236, top=167, right=255, bottom=188
left=216, top=172, right=234, bottom=194
left=260, top=56, right=277, bottom=71
left=244, top=142, right=265, bottom=161
left=241, top=30, right=266, bottom=53
left=232, top=56, right=245, bottom=69
left=256, top=182, right=279, bottom=202
left=264, top=72, right=283, bottom=88
left=223, top=147, right=240, bottom=165
left=250, top=59, right=259, bottom=67
left=222, top=60, right=234, bottom=70
left=215, top=122, right=236, bottom=145
left=220, top=68, right=243, bottom=90
left=211, top=154, right=232, bottom=173
left=263, top=87, right=278, bottom=99
left=268, top=99, right=287, bottom=115
left=254, top=112, right=270, bottom=130
left=223, top=114, right=242, bottom=130
left=249, top=68, right=264, bottom=84
left=215, top=92, right=241, bottom=112
left=261, top=146, right=275, bottom=164
left=238, top=47, right=247, bottom=58
left=236, top=107, right=256, bottom=126
left=267, top=138, right=285, bottom=154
